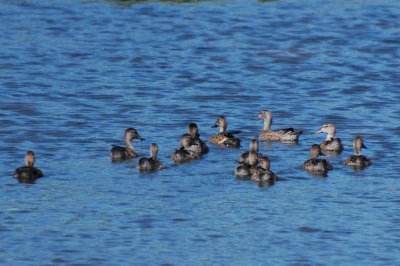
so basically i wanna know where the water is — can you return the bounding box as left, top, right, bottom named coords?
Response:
left=1, top=0, right=400, bottom=264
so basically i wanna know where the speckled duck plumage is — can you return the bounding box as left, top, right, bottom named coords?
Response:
left=238, top=139, right=263, bottom=165
left=316, top=123, right=343, bottom=154
left=14, top=151, right=43, bottom=182
left=209, top=116, right=241, bottom=148
left=303, top=144, right=333, bottom=173
left=110, top=128, right=144, bottom=161
left=172, top=134, right=199, bottom=163
left=187, top=123, right=209, bottom=156
left=257, top=110, right=302, bottom=142
left=137, top=143, right=164, bottom=172
left=235, top=151, right=257, bottom=178
left=251, top=156, right=277, bottom=184
left=343, top=136, right=371, bottom=168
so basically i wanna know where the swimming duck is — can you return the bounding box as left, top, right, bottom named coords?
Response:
left=137, top=143, right=164, bottom=172
left=172, top=134, right=199, bottom=163
left=110, top=128, right=144, bottom=161
left=257, top=110, right=302, bottom=142
left=251, top=156, right=277, bottom=184
left=209, top=116, right=241, bottom=148
left=238, top=139, right=262, bottom=165
left=316, top=123, right=343, bottom=153
left=303, top=144, right=333, bottom=173
left=343, top=136, right=371, bottom=168
left=235, top=150, right=257, bottom=178
left=14, top=151, right=43, bottom=182
left=187, top=123, right=209, bottom=156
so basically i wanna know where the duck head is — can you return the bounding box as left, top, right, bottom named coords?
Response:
left=353, top=136, right=367, bottom=156
left=24, top=151, right=36, bottom=167
left=249, top=139, right=259, bottom=152
left=257, top=110, right=272, bottom=131
left=180, top=134, right=192, bottom=149
left=259, top=156, right=271, bottom=171
left=150, top=143, right=158, bottom=159
left=316, top=123, right=336, bottom=141
left=188, top=123, right=199, bottom=138
left=211, top=116, right=227, bottom=133
left=310, top=144, right=323, bottom=159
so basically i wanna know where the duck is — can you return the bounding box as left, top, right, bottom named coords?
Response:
left=171, top=134, right=199, bottom=163
left=251, top=156, right=278, bottom=184
left=14, top=151, right=43, bottom=182
left=208, top=116, right=241, bottom=148
left=315, top=123, right=343, bottom=153
left=257, top=110, right=302, bottom=142
left=187, top=123, right=209, bottom=156
left=303, top=144, right=333, bottom=173
left=137, top=143, right=164, bottom=172
left=235, top=150, right=258, bottom=178
left=343, top=136, right=371, bottom=168
left=110, top=128, right=144, bottom=161
left=237, top=139, right=262, bottom=165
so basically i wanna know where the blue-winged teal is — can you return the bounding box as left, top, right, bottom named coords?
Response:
left=257, top=110, right=302, bottom=142
left=172, top=134, right=199, bottom=163
left=235, top=150, right=257, bottom=178
left=251, top=156, right=277, bottom=184
left=187, top=123, right=209, bottom=156
left=110, top=128, right=144, bottom=161
left=137, top=143, right=164, bottom=172
left=209, top=116, right=241, bottom=148
left=303, top=144, right=333, bottom=173
left=316, top=123, right=343, bottom=153
left=14, top=151, right=43, bottom=182
left=343, top=136, right=371, bottom=168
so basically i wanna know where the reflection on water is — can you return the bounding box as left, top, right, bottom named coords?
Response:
left=1, top=0, right=400, bottom=265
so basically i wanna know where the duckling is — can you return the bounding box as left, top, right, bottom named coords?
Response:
left=251, top=156, right=277, bottom=183
left=303, top=144, right=333, bottom=173
left=343, top=136, right=371, bottom=168
left=238, top=139, right=261, bottom=165
left=137, top=143, right=164, bottom=172
left=172, top=134, right=199, bottom=163
left=187, top=123, right=209, bottom=156
left=14, top=151, right=43, bottom=182
left=235, top=150, right=257, bottom=178
left=209, top=116, right=241, bottom=148
left=316, top=123, right=343, bottom=153
left=257, top=110, right=302, bottom=142
left=110, top=128, right=144, bottom=161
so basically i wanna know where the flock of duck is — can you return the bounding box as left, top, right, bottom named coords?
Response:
left=13, top=110, right=371, bottom=184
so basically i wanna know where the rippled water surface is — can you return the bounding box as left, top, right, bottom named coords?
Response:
left=1, top=0, right=400, bottom=264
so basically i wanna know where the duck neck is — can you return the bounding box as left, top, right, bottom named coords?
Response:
left=263, top=117, right=272, bottom=131
left=326, top=132, right=335, bottom=141
left=125, top=138, right=134, bottom=151
left=25, top=159, right=34, bottom=167
left=354, top=147, right=362, bottom=156
left=151, top=149, right=158, bottom=160
left=219, top=125, right=226, bottom=133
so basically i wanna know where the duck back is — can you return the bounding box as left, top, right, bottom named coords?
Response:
left=14, top=166, right=43, bottom=182
left=344, top=155, right=371, bottom=168
left=303, top=158, right=333, bottom=172
left=320, top=138, right=343, bottom=152
left=110, top=146, right=138, bottom=161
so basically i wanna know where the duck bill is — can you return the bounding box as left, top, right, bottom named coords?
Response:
left=211, top=124, right=218, bottom=128
left=136, top=135, right=145, bottom=141
left=362, top=144, right=367, bottom=149
left=314, top=128, right=323, bottom=134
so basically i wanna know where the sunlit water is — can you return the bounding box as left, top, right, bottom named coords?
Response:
left=1, top=0, right=400, bottom=264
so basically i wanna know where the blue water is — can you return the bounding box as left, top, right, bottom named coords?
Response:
left=1, top=0, right=400, bottom=264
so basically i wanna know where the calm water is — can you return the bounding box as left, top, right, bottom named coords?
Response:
left=1, top=0, right=400, bottom=264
